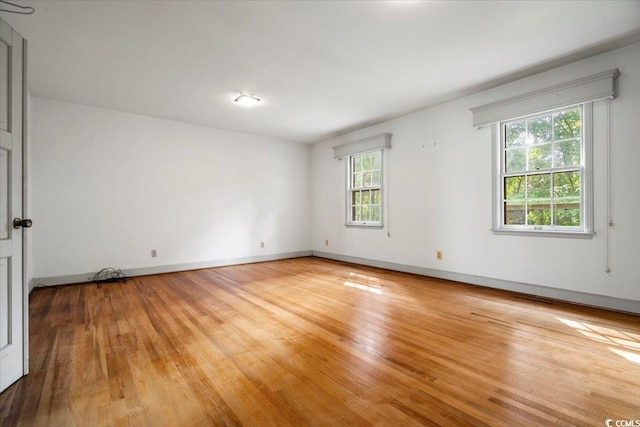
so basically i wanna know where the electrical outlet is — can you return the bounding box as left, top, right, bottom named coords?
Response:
left=436, top=250, right=442, bottom=260
left=260, top=241, right=265, bottom=248
left=325, top=239, right=329, bottom=246
left=151, top=249, right=157, bottom=258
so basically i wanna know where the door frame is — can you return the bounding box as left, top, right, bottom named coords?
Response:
left=21, top=37, right=28, bottom=376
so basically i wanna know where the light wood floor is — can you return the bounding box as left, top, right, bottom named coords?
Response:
left=1, top=257, right=639, bottom=426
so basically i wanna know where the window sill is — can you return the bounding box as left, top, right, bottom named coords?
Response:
left=345, top=223, right=384, bottom=229
left=492, top=228, right=594, bottom=239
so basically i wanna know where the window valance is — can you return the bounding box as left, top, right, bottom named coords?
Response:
left=332, top=133, right=392, bottom=159
left=470, top=69, right=619, bottom=127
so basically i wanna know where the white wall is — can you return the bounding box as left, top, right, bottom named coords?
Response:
left=311, top=42, right=640, bottom=303
left=32, top=98, right=311, bottom=281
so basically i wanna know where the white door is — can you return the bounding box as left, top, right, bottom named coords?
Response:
left=0, top=17, right=27, bottom=393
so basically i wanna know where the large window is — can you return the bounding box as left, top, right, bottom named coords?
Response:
left=347, top=150, right=382, bottom=226
left=499, top=105, right=590, bottom=234
left=471, top=69, right=618, bottom=238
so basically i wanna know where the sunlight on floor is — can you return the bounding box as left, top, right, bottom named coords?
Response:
left=344, top=272, right=383, bottom=294
left=609, top=348, right=640, bottom=364
left=557, top=317, right=640, bottom=365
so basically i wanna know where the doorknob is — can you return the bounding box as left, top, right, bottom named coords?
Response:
left=13, top=218, right=32, bottom=229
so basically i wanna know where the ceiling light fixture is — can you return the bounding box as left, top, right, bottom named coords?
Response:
left=234, top=92, right=262, bottom=107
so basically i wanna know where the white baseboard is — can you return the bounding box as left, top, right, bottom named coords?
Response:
left=32, top=251, right=312, bottom=288
left=312, top=251, right=640, bottom=315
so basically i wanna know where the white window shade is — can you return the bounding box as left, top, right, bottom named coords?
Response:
left=470, top=69, right=619, bottom=127
left=333, top=133, right=392, bottom=159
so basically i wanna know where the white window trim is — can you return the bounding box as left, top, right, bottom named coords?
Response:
left=491, top=103, right=594, bottom=238
left=345, top=149, right=384, bottom=228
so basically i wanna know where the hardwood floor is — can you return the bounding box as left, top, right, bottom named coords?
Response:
left=1, top=257, right=639, bottom=426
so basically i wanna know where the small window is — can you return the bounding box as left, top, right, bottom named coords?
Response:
left=497, top=105, right=592, bottom=236
left=347, top=150, right=382, bottom=226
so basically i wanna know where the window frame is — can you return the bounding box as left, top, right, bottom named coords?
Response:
left=345, top=149, right=384, bottom=228
left=492, top=103, right=594, bottom=238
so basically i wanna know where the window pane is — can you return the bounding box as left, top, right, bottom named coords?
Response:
left=353, top=173, right=362, bottom=188
left=506, top=121, right=526, bottom=147
left=504, top=176, right=525, bottom=200
left=505, top=201, right=525, bottom=225
left=371, top=170, right=381, bottom=186
left=554, top=108, right=581, bottom=140
left=363, top=154, right=371, bottom=171
left=553, top=171, right=580, bottom=199
left=528, top=115, right=552, bottom=144
left=352, top=191, right=361, bottom=206
left=361, top=205, right=370, bottom=221
left=505, top=147, right=526, bottom=172
left=372, top=152, right=381, bottom=169
left=353, top=156, right=361, bottom=172
left=362, top=190, right=370, bottom=205
left=362, top=172, right=371, bottom=187
left=370, top=206, right=380, bottom=222
left=554, top=139, right=581, bottom=167
left=528, top=143, right=552, bottom=170
left=353, top=206, right=361, bottom=222
left=554, top=199, right=580, bottom=226
left=372, top=189, right=381, bottom=205
left=527, top=174, right=551, bottom=199
left=527, top=200, right=551, bottom=225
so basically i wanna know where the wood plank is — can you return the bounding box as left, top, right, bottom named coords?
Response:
left=1, top=257, right=639, bottom=426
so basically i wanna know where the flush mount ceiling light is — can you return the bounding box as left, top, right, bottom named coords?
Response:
left=234, top=92, right=262, bottom=107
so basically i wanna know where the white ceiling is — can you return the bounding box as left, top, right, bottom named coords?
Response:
left=3, top=0, right=640, bottom=143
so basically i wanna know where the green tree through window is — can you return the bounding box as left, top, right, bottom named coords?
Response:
left=348, top=150, right=382, bottom=225
left=503, top=107, right=582, bottom=228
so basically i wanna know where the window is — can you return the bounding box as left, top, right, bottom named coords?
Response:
left=471, top=69, right=618, bottom=238
left=347, top=150, right=382, bottom=226
left=498, top=105, right=592, bottom=236
left=333, top=132, right=391, bottom=227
